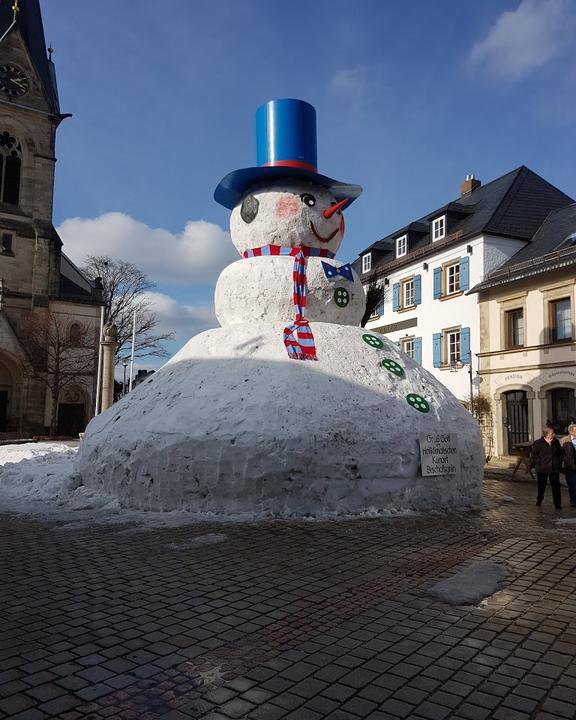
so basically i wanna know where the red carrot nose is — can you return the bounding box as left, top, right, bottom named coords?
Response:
left=323, top=198, right=348, bottom=219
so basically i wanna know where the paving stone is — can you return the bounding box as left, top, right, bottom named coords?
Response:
left=379, top=698, right=416, bottom=718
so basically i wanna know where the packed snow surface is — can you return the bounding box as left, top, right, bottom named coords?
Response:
left=428, top=560, right=511, bottom=605
left=78, top=323, right=483, bottom=518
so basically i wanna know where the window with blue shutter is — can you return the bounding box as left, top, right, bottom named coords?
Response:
left=376, top=296, right=384, bottom=316
left=433, top=333, right=442, bottom=367
left=460, top=256, right=470, bottom=291
left=414, top=275, right=422, bottom=305
left=392, top=283, right=400, bottom=311
left=461, top=327, right=471, bottom=364
left=414, top=337, right=422, bottom=364
left=433, top=267, right=441, bottom=299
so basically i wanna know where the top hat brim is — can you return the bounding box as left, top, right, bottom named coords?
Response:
left=214, top=166, right=362, bottom=210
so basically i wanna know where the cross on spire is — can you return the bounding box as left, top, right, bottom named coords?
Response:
left=12, top=0, right=19, bottom=23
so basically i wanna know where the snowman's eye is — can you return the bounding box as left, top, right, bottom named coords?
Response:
left=240, top=194, right=259, bottom=223
left=300, top=193, right=316, bottom=207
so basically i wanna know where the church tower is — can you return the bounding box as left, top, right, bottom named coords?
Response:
left=0, top=0, right=62, bottom=299
left=0, top=0, right=101, bottom=436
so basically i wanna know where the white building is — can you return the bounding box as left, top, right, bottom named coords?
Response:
left=354, top=168, right=573, bottom=403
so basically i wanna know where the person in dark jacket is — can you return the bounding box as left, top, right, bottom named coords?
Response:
left=532, top=428, right=564, bottom=509
left=562, top=424, right=576, bottom=507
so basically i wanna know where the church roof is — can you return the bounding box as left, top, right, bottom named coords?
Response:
left=0, top=0, right=60, bottom=113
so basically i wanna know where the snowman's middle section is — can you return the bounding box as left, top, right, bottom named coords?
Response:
left=215, top=255, right=365, bottom=327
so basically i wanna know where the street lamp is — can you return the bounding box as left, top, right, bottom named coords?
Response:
left=450, top=353, right=481, bottom=415
left=122, top=357, right=129, bottom=397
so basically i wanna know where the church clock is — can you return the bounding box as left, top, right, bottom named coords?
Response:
left=0, top=64, right=29, bottom=96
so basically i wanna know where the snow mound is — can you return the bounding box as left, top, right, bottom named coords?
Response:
left=0, top=442, right=79, bottom=502
left=428, top=560, right=511, bottom=605
left=78, top=322, right=483, bottom=518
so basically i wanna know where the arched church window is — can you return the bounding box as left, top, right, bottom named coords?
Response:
left=0, top=131, right=22, bottom=205
left=69, top=323, right=83, bottom=345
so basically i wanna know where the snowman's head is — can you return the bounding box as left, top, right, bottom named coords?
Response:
left=230, top=180, right=347, bottom=256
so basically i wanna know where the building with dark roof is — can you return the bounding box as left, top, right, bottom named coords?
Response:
left=0, top=0, right=102, bottom=437
left=469, top=203, right=576, bottom=457
left=354, top=167, right=574, bottom=405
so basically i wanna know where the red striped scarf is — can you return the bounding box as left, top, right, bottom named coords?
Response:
left=243, top=244, right=335, bottom=360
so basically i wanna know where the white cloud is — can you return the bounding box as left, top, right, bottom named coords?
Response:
left=329, top=67, right=369, bottom=105
left=57, top=212, right=237, bottom=285
left=142, top=291, right=217, bottom=342
left=468, top=0, right=575, bottom=79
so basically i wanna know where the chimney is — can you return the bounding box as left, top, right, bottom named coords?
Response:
left=461, top=174, right=481, bottom=196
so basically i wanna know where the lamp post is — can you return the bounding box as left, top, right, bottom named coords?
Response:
left=450, top=354, right=476, bottom=415
left=122, top=357, right=129, bottom=397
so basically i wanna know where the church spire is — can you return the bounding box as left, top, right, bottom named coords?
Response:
left=0, top=0, right=60, bottom=113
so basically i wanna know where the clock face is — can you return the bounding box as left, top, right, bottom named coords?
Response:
left=0, top=65, right=29, bottom=97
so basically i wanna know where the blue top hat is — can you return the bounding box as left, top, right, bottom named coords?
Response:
left=214, top=98, right=362, bottom=210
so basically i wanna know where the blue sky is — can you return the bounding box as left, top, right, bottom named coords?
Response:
left=42, top=0, right=576, bottom=364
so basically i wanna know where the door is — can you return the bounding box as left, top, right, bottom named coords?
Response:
left=0, top=390, right=7, bottom=432
left=505, top=390, right=529, bottom=452
left=547, top=388, right=576, bottom=435
left=57, top=403, right=86, bottom=437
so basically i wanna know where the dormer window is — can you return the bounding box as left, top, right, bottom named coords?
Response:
left=432, top=215, right=446, bottom=242
left=362, top=253, right=372, bottom=273
left=396, top=234, right=407, bottom=258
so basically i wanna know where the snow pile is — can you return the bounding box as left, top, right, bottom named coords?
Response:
left=0, top=442, right=78, bottom=501
left=428, top=560, right=511, bottom=605
left=79, top=323, right=483, bottom=518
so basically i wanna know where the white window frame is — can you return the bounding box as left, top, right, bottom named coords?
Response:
left=445, top=328, right=461, bottom=365
left=402, top=337, right=415, bottom=359
left=362, top=253, right=372, bottom=273
left=396, top=234, right=407, bottom=258
left=402, top=277, right=414, bottom=308
left=446, top=261, right=461, bottom=295
left=432, top=215, right=446, bottom=242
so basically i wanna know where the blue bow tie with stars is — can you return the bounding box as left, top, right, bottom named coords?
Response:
left=321, top=261, right=354, bottom=282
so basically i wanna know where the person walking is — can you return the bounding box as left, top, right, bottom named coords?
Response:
left=532, top=427, right=564, bottom=509
left=562, top=423, right=576, bottom=507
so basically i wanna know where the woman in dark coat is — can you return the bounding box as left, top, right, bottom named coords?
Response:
left=532, top=428, right=564, bottom=509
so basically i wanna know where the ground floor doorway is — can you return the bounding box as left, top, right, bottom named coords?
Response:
left=57, top=403, right=86, bottom=437
left=0, top=390, right=8, bottom=432
left=504, top=390, right=529, bottom=452
left=546, top=387, right=576, bottom=435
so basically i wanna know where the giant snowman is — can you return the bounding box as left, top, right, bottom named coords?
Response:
left=78, top=99, right=483, bottom=517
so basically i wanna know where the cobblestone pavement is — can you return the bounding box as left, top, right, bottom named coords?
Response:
left=1, top=477, right=576, bottom=720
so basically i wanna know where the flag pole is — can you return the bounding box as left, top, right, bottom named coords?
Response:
left=129, top=310, right=137, bottom=391
left=94, top=305, right=105, bottom=416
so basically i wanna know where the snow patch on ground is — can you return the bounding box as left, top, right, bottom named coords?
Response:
left=428, top=560, right=511, bottom=605
left=556, top=517, right=576, bottom=525
left=167, top=534, right=228, bottom=550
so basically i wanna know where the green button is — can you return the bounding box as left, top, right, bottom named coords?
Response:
left=382, top=358, right=405, bottom=378
left=406, top=393, right=430, bottom=413
left=334, top=287, right=350, bottom=307
left=362, top=333, right=384, bottom=349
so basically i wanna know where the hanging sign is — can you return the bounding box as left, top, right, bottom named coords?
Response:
left=419, top=433, right=460, bottom=476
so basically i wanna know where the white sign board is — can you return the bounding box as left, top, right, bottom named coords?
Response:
left=419, top=433, right=460, bottom=476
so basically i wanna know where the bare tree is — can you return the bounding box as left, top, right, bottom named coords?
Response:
left=82, top=255, right=174, bottom=362
left=360, top=271, right=388, bottom=328
left=21, top=311, right=96, bottom=437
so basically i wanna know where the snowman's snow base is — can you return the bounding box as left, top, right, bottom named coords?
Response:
left=78, top=323, right=483, bottom=518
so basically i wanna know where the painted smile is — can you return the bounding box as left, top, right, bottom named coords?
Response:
left=310, top=221, right=339, bottom=244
